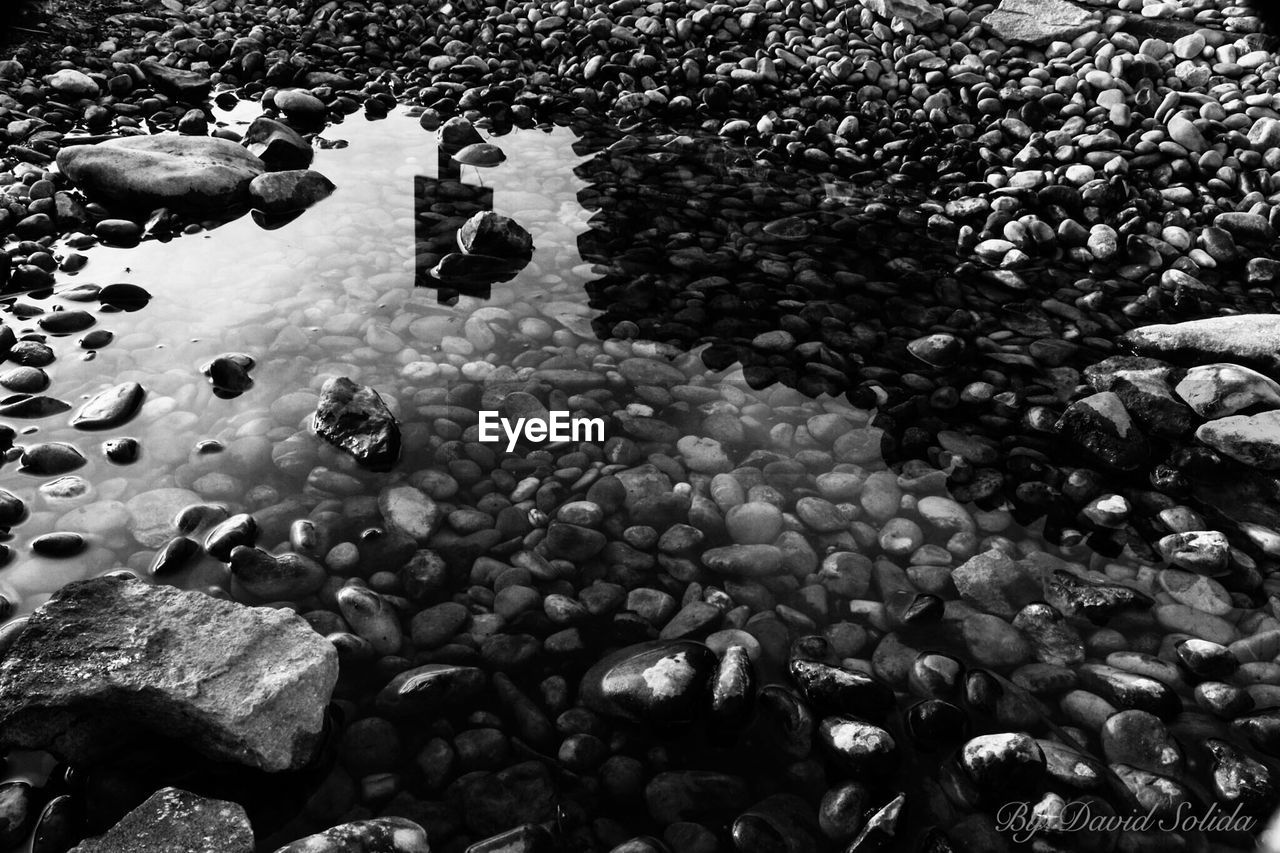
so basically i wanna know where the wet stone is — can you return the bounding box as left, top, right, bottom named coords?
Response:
left=71, top=381, right=144, bottom=430
left=581, top=640, right=717, bottom=724
left=20, top=443, right=85, bottom=476
left=958, top=732, right=1045, bottom=794
left=0, top=577, right=336, bottom=771
left=376, top=663, right=486, bottom=718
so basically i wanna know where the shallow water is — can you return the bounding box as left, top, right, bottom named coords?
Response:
left=3, top=105, right=1272, bottom=851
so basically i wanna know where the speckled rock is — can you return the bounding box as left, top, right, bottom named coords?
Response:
left=0, top=576, right=337, bottom=771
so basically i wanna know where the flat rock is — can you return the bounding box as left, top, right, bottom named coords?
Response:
left=70, top=788, right=252, bottom=853
left=1196, top=411, right=1280, bottom=469
left=271, top=817, right=430, bottom=853
left=71, top=381, right=144, bottom=430
left=56, top=135, right=265, bottom=213
left=313, top=376, right=400, bottom=469
left=984, top=0, right=1095, bottom=46
left=138, top=59, right=212, bottom=102
left=0, top=576, right=338, bottom=772
left=1121, top=315, right=1280, bottom=379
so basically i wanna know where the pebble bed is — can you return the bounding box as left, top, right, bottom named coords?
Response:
left=4, top=0, right=1280, bottom=851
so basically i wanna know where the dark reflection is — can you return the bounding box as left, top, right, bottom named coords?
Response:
left=569, top=128, right=948, bottom=401
left=414, top=146, right=498, bottom=305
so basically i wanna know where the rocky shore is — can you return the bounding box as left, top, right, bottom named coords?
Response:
left=3, top=0, right=1280, bottom=851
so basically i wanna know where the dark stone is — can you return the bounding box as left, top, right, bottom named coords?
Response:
left=580, top=640, right=717, bottom=724
left=71, top=381, right=144, bottom=429
left=314, top=376, right=401, bottom=469
left=241, top=116, right=313, bottom=170
left=139, top=59, right=213, bottom=101
left=376, top=663, right=486, bottom=717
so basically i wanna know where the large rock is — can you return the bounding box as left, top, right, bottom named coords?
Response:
left=0, top=576, right=338, bottom=772
left=1055, top=391, right=1148, bottom=471
left=248, top=170, right=335, bottom=214
left=56, top=135, right=265, bottom=213
left=1121, top=316, right=1280, bottom=379
left=272, top=818, right=430, bottom=853
left=70, top=788, right=252, bottom=853
left=313, top=377, right=401, bottom=469
left=580, top=640, right=717, bottom=723
left=983, top=0, right=1095, bottom=45
left=859, top=0, right=943, bottom=29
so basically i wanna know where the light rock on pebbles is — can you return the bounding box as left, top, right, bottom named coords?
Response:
left=270, top=818, right=430, bottom=853
left=0, top=576, right=337, bottom=772
left=982, top=0, right=1094, bottom=46
left=1121, top=316, right=1280, bottom=379
left=69, top=787, right=252, bottom=853
left=378, top=485, right=440, bottom=544
left=248, top=169, right=335, bottom=214
left=1175, top=363, right=1280, bottom=419
left=1196, top=412, right=1280, bottom=470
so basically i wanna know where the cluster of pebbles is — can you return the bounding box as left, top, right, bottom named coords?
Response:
left=2, top=0, right=1280, bottom=850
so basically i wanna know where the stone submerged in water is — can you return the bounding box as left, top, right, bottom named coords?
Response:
left=70, top=788, right=252, bottom=853
left=271, top=817, right=430, bottom=853
left=56, top=135, right=266, bottom=213
left=138, top=59, right=212, bottom=102
left=313, top=376, right=401, bottom=469
left=0, top=576, right=337, bottom=772
left=70, top=381, right=144, bottom=430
